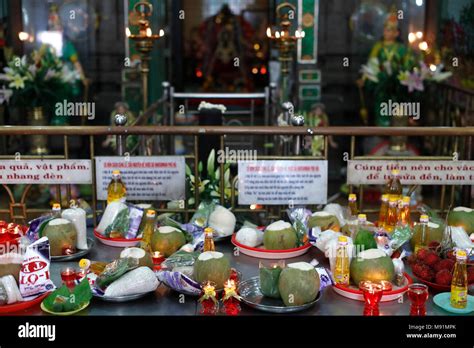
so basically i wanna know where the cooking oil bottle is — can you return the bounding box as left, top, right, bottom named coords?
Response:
left=52, top=203, right=61, bottom=218
left=378, top=194, right=389, bottom=228
left=107, top=170, right=127, bottom=204
left=334, top=236, right=350, bottom=285
left=140, top=210, right=156, bottom=252
left=203, top=227, right=215, bottom=252
left=397, top=196, right=411, bottom=227
left=384, top=196, right=399, bottom=233
left=384, top=169, right=403, bottom=201
left=348, top=193, right=358, bottom=217
left=450, top=249, right=468, bottom=309
left=414, top=214, right=429, bottom=254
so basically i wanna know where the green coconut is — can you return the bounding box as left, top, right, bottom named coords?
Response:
left=354, top=229, right=377, bottom=252
left=410, top=221, right=445, bottom=250
left=0, top=253, right=23, bottom=282
left=448, top=207, right=474, bottom=235
left=151, top=226, right=186, bottom=257
left=42, top=218, right=77, bottom=256
left=307, top=211, right=341, bottom=232
left=120, top=247, right=154, bottom=269
left=278, top=262, right=320, bottom=306
left=193, top=251, right=230, bottom=288
left=263, top=221, right=297, bottom=250
left=350, top=248, right=395, bottom=285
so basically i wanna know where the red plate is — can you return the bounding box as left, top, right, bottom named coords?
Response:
left=93, top=230, right=141, bottom=248
left=333, top=273, right=413, bottom=302
left=0, top=293, right=48, bottom=314
left=231, top=234, right=312, bottom=259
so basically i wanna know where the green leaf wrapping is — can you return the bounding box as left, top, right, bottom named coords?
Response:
left=104, top=208, right=130, bottom=238
left=43, top=279, right=92, bottom=313
left=95, top=258, right=138, bottom=290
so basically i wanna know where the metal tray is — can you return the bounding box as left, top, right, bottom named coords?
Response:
left=93, top=291, right=154, bottom=303
left=51, top=238, right=94, bottom=262
left=238, top=276, right=322, bottom=313
left=213, top=234, right=232, bottom=242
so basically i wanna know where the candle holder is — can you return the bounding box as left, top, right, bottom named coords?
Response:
left=266, top=2, right=305, bottom=76
left=407, top=283, right=429, bottom=316
left=60, top=267, right=77, bottom=288
left=198, top=281, right=218, bottom=315
left=126, top=1, right=165, bottom=111
left=359, top=281, right=384, bottom=316
left=221, top=279, right=242, bottom=316
left=151, top=251, right=165, bottom=265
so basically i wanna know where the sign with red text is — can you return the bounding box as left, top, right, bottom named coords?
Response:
left=238, top=160, right=328, bottom=205
left=0, top=160, right=92, bottom=184
left=95, top=156, right=185, bottom=201
left=347, top=160, right=474, bottom=185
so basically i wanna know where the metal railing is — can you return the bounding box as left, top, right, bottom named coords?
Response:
left=0, top=125, right=472, bottom=223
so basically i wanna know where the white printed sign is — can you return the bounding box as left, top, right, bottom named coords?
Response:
left=95, top=156, right=185, bottom=201
left=0, top=160, right=92, bottom=184
left=347, top=160, right=474, bottom=185
left=238, top=160, right=328, bottom=205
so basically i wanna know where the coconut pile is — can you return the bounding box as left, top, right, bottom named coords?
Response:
left=259, top=261, right=320, bottom=307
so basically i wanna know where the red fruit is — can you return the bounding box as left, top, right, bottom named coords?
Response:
left=435, top=269, right=453, bottom=286
left=424, top=252, right=441, bottom=267
left=446, top=250, right=456, bottom=261
left=407, top=254, right=417, bottom=265
left=416, top=248, right=430, bottom=262
left=434, top=259, right=455, bottom=272
left=428, top=241, right=440, bottom=251
left=413, top=263, right=434, bottom=282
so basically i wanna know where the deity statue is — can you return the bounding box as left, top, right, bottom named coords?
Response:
left=358, top=8, right=416, bottom=126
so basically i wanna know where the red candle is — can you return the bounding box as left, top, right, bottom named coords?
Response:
left=407, top=283, right=429, bottom=316
left=152, top=251, right=165, bottom=265
left=61, top=267, right=76, bottom=285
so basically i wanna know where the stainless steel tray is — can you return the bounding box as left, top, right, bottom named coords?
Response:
left=213, top=234, right=232, bottom=242
left=238, top=276, right=322, bottom=313
left=94, top=291, right=154, bottom=303
left=51, top=238, right=94, bottom=262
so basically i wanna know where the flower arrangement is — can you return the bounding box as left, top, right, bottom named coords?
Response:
left=185, top=149, right=233, bottom=205
left=361, top=58, right=452, bottom=94
left=0, top=45, right=79, bottom=108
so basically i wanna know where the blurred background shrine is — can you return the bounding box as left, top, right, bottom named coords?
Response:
left=0, top=0, right=472, bottom=207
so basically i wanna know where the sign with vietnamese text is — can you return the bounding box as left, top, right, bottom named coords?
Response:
left=0, top=160, right=92, bottom=184
left=238, top=160, right=328, bottom=205
left=347, top=160, right=474, bottom=185
left=95, top=156, right=185, bottom=201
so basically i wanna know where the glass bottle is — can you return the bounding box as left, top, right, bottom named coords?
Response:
left=348, top=193, right=358, bottom=217
left=397, top=196, right=411, bottom=227
left=384, top=169, right=403, bottom=201
left=139, top=210, right=156, bottom=252
left=52, top=203, right=61, bottom=218
left=107, top=170, right=127, bottom=204
left=334, top=236, right=350, bottom=286
left=414, top=215, right=429, bottom=254
left=203, top=227, right=215, bottom=252
left=378, top=194, right=389, bottom=228
left=450, top=249, right=468, bottom=309
left=384, top=196, right=398, bottom=233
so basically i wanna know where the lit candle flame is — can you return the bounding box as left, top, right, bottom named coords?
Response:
left=275, top=31, right=280, bottom=39
left=159, top=29, right=165, bottom=37
left=146, top=28, right=152, bottom=37
left=266, top=27, right=272, bottom=38
left=418, top=41, right=428, bottom=51
left=125, top=27, right=131, bottom=37
left=18, top=32, right=29, bottom=41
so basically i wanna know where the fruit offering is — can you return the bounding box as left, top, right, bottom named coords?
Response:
left=408, top=242, right=474, bottom=289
